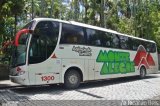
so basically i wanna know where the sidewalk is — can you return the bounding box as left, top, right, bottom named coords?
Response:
left=0, top=80, right=20, bottom=89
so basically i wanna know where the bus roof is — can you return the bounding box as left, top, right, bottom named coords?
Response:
left=33, top=18, right=156, bottom=44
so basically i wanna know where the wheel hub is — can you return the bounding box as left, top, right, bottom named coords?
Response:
left=69, top=75, right=78, bottom=84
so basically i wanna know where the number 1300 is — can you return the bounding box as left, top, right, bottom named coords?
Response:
left=41, top=76, right=54, bottom=81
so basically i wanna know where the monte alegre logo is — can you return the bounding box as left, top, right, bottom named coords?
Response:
left=134, top=45, right=155, bottom=69
left=96, top=50, right=135, bottom=75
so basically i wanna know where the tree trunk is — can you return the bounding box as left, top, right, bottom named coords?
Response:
left=74, top=0, right=79, bottom=21
left=14, top=14, right=17, bottom=35
left=32, top=0, right=34, bottom=19
left=100, top=0, right=104, bottom=27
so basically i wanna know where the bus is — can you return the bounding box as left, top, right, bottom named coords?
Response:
left=9, top=18, right=159, bottom=89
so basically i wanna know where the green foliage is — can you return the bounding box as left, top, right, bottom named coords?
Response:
left=0, top=0, right=25, bottom=63
left=1, top=0, right=160, bottom=53
left=117, top=17, right=134, bottom=35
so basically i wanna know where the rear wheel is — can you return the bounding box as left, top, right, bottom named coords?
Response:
left=64, top=69, right=81, bottom=89
left=140, top=66, right=146, bottom=78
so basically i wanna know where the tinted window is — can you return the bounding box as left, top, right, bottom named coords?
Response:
left=60, top=24, right=85, bottom=44
left=11, top=33, right=30, bottom=67
left=86, top=29, right=102, bottom=46
left=111, top=34, right=120, bottom=48
left=129, top=38, right=156, bottom=52
left=132, top=39, right=141, bottom=51
left=29, top=21, right=59, bottom=64
left=29, top=35, right=46, bottom=63
left=100, top=32, right=112, bottom=47
left=120, top=36, right=129, bottom=49
left=86, top=29, right=120, bottom=48
left=146, top=42, right=156, bottom=53
left=140, top=40, right=153, bottom=52
left=150, top=43, right=156, bottom=53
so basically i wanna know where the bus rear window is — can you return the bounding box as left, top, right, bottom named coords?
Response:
left=146, top=43, right=156, bottom=53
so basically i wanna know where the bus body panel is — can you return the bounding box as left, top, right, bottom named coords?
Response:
left=27, top=58, right=61, bottom=85
left=58, top=44, right=91, bottom=82
left=10, top=65, right=30, bottom=85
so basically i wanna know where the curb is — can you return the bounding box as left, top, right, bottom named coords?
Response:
left=0, top=80, right=21, bottom=89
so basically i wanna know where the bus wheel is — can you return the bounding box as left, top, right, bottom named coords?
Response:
left=64, top=69, right=81, bottom=89
left=140, top=66, right=146, bottom=78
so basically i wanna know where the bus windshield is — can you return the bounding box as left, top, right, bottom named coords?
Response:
left=28, top=21, right=59, bottom=64
left=11, top=21, right=34, bottom=67
left=11, top=33, right=30, bottom=67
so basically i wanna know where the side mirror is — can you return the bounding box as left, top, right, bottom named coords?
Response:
left=15, top=29, right=33, bottom=46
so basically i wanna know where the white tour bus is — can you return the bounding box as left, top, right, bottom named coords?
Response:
left=10, top=18, right=159, bottom=89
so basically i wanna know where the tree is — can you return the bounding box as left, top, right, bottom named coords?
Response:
left=1, top=0, right=160, bottom=53
left=0, top=0, right=25, bottom=44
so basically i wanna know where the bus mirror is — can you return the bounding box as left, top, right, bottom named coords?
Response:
left=15, top=29, right=33, bottom=46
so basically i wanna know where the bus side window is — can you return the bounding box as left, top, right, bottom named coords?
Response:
left=146, top=43, right=150, bottom=52
left=86, top=29, right=102, bottom=46
left=111, top=34, right=120, bottom=48
left=151, top=43, right=156, bottom=53
left=146, top=43, right=156, bottom=53
left=60, top=24, right=85, bottom=45
left=120, top=36, right=129, bottom=50
left=100, top=32, right=111, bottom=48
left=132, top=39, right=140, bottom=51
left=66, top=35, right=78, bottom=44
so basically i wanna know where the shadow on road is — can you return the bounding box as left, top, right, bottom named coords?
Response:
left=79, top=75, right=159, bottom=89
left=10, top=75, right=159, bottom=95
left=0, top=84, right=12, bottom=88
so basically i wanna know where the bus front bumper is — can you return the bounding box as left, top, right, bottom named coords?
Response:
left=10, top=75, right=29, bottom=85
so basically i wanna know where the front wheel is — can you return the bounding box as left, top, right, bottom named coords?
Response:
left=140, top=66, right=146, bottom=78
left=64, top=69, right=81, bottom=89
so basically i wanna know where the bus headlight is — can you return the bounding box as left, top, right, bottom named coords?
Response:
left=17, top=71, right=25, bottom=76
left=16, top=67, right=25, bottom=76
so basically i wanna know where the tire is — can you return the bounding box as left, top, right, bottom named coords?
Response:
left=64, top=69, right=81, bottom=89
left=139, top=66, right=146, bottom=78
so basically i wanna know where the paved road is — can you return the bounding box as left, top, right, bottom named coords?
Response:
left=0, top=74, right=160, bottom=106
